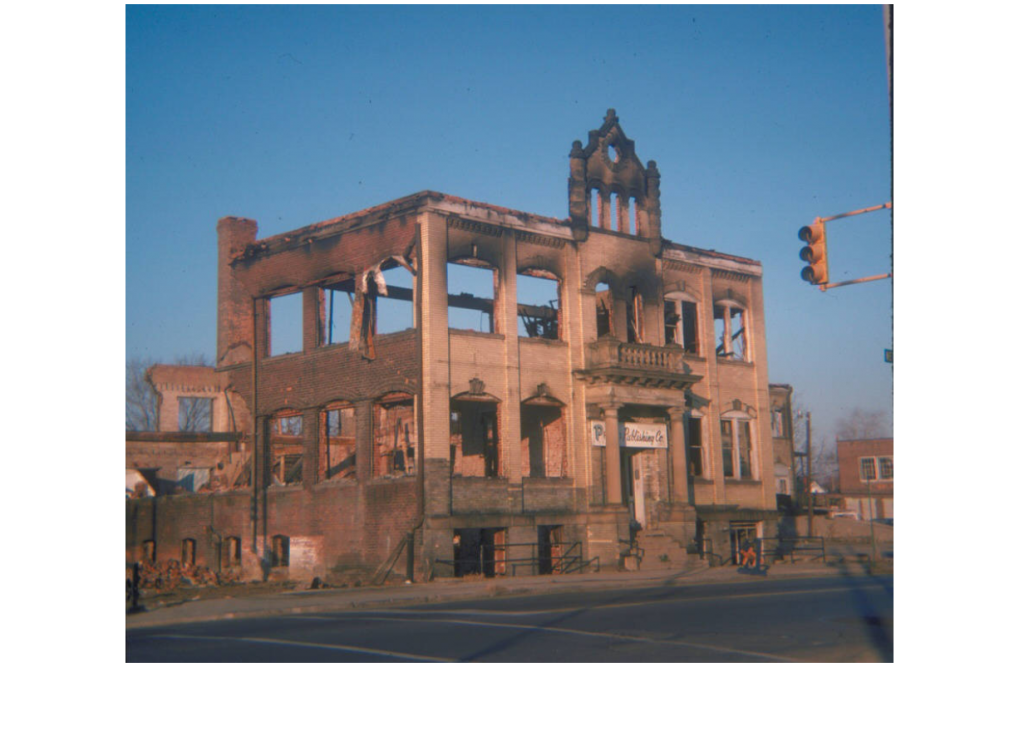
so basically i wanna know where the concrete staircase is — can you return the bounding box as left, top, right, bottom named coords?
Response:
left=635, top=529, right=697, bottom=571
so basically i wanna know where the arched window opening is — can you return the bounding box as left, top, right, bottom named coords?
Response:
left=320, top=401, right=357, bottom=480
left=374, top=393, right=416, bottom=477
left=595, top=282, right=612, bottom=338
left=664, top=293, right=699, bottom=354
left=319, top=277, right=355, bottom=346
left=609, top=192, right=619, bottom=231
left=714, top=301, right=748, bottom=361
left=626, top=286, right=644, bottom=343
left=589, top=188, right=600, bottom=227
left=269, top=410, right=303, bottom=486
left=520, top=402, right=566, bottom=478
left=721, top=412, right=755, bottom=479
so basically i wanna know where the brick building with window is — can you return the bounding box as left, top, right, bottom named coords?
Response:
left=126, top=111, right=782, bottom=582
left=836, top=438, right=894, bottom=521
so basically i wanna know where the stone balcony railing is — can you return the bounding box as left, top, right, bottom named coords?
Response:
left=585, top=337, right=684, bottom=372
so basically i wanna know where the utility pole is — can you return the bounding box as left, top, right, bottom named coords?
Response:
left=806, top=411, right=814, bottom=537
left=867, top=477, right=878, bottom=564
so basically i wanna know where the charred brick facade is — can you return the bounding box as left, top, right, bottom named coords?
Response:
left=127, top=111, right=782, bottom=581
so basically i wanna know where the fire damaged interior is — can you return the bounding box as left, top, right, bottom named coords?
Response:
left=126, top=110, right=787, bottom=584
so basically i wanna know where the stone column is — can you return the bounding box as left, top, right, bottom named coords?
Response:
left=602, top=404, right=622, bottom=505
left=668, top=406, right=689, bottom=505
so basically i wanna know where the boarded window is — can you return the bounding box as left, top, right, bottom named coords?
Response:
left=687, top=416, right=704, bottom=477
left=178, top=397, right=213, bottom=432
left=271, top=535, right=290, bottom=567
left=320, top=402, right=357, bottom=480
left=374, top=394, right=416, bottom=476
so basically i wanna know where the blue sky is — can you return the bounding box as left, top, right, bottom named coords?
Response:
left=127, top=4, right=893, bottom=445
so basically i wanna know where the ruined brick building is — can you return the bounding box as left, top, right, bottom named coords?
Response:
left=126, top=110, right=784, bottom=582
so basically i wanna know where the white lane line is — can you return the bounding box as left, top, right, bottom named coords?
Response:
left=297, top=615, right=799, bottom=662
left=149, top=633, right=455, bottom=662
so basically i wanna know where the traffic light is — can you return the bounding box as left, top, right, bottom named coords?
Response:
left=798, top=219, right=828, bottom=285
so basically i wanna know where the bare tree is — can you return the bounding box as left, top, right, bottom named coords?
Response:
left=126, top=358, right=158, bottom=430
left=836, top=408, right=891, bottom=440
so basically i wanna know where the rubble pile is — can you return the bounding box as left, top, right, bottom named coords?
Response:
left=129, top=559, right=221, bottom=590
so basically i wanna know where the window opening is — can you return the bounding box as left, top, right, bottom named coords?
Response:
left=453, top=528, right=506, bottom=578
left=721, top=414, right=754, bottom=479
left=521, top=404, right=565, bottom=478
left=177, top=467, right=211, bottom=493
left=374, top=394, right=416, bottom=476
left=687, top=416, right=704, bottom=477
left=714, top=303, right=747, bottom=360
left=664, top=297, right=698, bottom=353
left=589, top=188, right=599, bottom=227
left=271, top=535, right=290, bottom=567
left=729, top=521, right=759, bottom=565
left=608, top=143, right=620, bottom=163
left=178, top=397, right=213, bottom=432
left=142, top=540, right=156, bottom=563
left=447, top=261, right=496, bottom=333
left=320, top=402, right=357, bottom=480
left=517, top=271, right=560, bottom=339
left=269, top=411, right=303, bottom=485
left=356, top=261, right=416, bottom=358
left=860, top=457, right=877, bottom=481
left=224, top=536, right=241, bottom=567
left=268, top=291, right=303, bottom=357
left=595, top=282, right=612, bottom=338
left=626, top=286, right=644, bottom=343
left=450, top=400, right=500, bottom=477
left=319, top=279, right=354, bottom=346
left=771, top=408, right=785, bottom=438
left=181, top=538, right=196, bottom=566
left=373, top=264, right=414, bottom=335
left=630, top=197, right=640, bottom=236
left=609, top=192, right=619, bottom=231
left=878, top=456, right=894, bottom=480
left=537, top=525, right=564, bottom=575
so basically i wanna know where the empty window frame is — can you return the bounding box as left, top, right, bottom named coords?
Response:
left=142, top=539, right=156, bottom=563
left=609, top=192, right=620, bottom=232
left=721, top=414, right=754, bottom=479
left=629, top=197, right=642, bottom=236
left=224, top=536, right=242, bottom=567
left=687, top=415, right=704, bottom=477
left=517, top=270, right=560, bottom=340
left=664, top=295, right=698, bottom=354
left=269, top=411, right=303, bottom=485
left=177, top=467, right=211, bottom=493
left=626, top=286, right=645, bottom=343
left=374, top=393, right=416, bottom=477
left=450, top=400, right=500, bottom=478
left=860, top=457, right=878, bottom=481
left=271, top=535, right=290, bottom=567
left=520, top=404, right=566, bottom=478
left=178, top=397, right=213, bottom=432
left=267, top=291, right=303, bottom=357
left=714, top=302, right=748, bottom=361
left=319, top=279, right=355, bottom=346
left=589, top=188, right=600, bottom=227
left=355, top=261, right=416, bottom=357
left=447, top=261, right=497, bottom=333
left=181, top=538, right=196, bottom=566
left=320, top=401, right=357, bottom=480
left=595, top=282, right=613, bottom=338
left=771, top=408, right=786, bottom=438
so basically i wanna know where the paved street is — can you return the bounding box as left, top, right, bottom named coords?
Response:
left=127, top=572, right=892, bottom=662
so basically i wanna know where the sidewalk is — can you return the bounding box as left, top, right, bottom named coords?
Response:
left=126, top=558, right=889, bottom=630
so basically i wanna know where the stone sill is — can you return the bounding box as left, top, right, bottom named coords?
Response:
left=449, top=328, right=504, bottom=340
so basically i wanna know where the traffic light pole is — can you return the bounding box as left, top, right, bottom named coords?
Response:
left=818, top=272, right=892, bottom=292
left=818, top=201, right=891, bottom=224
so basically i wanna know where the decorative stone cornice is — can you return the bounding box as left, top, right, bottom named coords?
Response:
left=711, top=269, right=753, bottom=284
left=663, top=259, right=703, bottom=274
left=514, top=230, right=568, bottom=249
left=447, top=215, right=504, bottom=239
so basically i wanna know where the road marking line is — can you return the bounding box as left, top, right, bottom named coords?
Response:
left=299, top=615, right=799, bottom=662
left=149, top=634, right=455, bottom=662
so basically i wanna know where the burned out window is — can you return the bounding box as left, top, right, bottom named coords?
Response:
left=267, top=291, right=303, bottom=357
left=269, top=411, right=303, bottom=485
left=320, top=401, right=357, bottom=480
left=860, top=457, right=877, bottom=481
left=181, top=538, right=196, bottom=566
left=450, top=399, right=499, bottom=478
left=626, top=286, right=644, bottom=343
left=319, top=279, right=354, bottom=346
left=224, top=536, right=241, bottom=567
left=355, top=260, right=416, bottom=359
left=142, top=540, right=156, bottom=563
left=374, top=393, right=416, bottom=477
left=517, top=270, right=560, bottom=340
left=721, top=413, right=754, bottom=479
left=520, top=404, right=565, bottom=478
left=664, top=295, right=698, bottom=354
left=771, top=408, right=786, bottom=438
left=687, top=415, right=704, bottom=477
left=178, top=397, right=213, bottom=432
left=595, top=282, right=613, bottom=338
left=714, top=302, right=748, bottom=361
left=448, top=261, right=497, bottom=333
left=589, top=187, right=600, bottom=227
left=271, top=535, right=290, bottom=567
left=177, top=467, right=211, bottom=493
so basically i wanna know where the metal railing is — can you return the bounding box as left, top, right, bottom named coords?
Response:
left=761, top=536, right=826, bottom=564
left=433, top=541, right=600, bottom=578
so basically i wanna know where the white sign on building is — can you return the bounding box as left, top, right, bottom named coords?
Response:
left=591, top=421, right=668, bottom=449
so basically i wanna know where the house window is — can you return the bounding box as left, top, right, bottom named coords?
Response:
left=860, top=457, right=877, bottom=481
left=687, top=415, right=704, bottom=477
left=178, top=397, right=213, bottom=432
left=721, top=413, right=755, bottom=479
left=320, top=402, right=357, bottom=480
left=878, top=456, right=894, bottom=480
left=271, top=535, right=290, bottom=567
left=374, top=393, right=416, bottom=476
left=714, top=301, right=748, bottom=361
left=664, top=294, right=698, bottom=354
